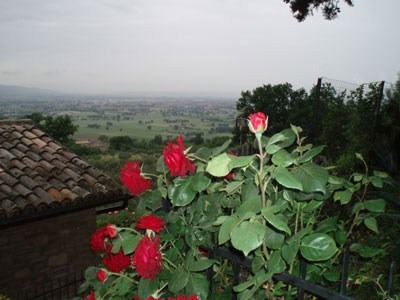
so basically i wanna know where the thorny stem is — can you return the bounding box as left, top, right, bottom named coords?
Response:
left=189, top=154, right=208, bottom=163
left=162, top=256, right=178, bottom=269
left=99, top=291, right=112, bottom=300
left=109, top=272, right=138, bottom=284
left=346, top=181, right=369, bottom=239
left=256, top=136, right=270, bottom=261
left=119, top=227, right=143, bottom=236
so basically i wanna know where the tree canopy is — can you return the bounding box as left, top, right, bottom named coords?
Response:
left=284, top=0, right=353, bottom=21
left=24, top=113, right=77, bottom=145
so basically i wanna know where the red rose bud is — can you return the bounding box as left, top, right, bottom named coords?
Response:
left=84, top=291, right=96, bottom=300
left=163, top=136, right=196, bottom=178
left=96, top=269, right=108, bottom=282
left=120, top=161, right=151, bottom=196
left=104, top=224, right=118, bottom=238
left=136, top=214, right=165, bottom=233
left=248, top=112, right=268, bottom=134
left=132, top=235, right=162, bottom=280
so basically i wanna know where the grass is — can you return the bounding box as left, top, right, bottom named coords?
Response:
left=70, top=110, right=235, bottom=141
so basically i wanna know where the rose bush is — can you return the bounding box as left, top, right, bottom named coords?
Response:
left=77, top=114, right=390, bottom=300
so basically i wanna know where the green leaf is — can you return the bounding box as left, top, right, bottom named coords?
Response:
left=121, top=234, right=141, bottom=255
left=334, top=190, right=352, bottom=205
left=267, top=251, right=286, bottom=274
left=373, top=170, right=389, bottom=178
left=218, top=216, right=240, bottom=244
left=292, top=162, right=329, bottom=194
left=272, top=150, right=295, bottom=167
left=303, top=200, right=323, bottom=212
left=229, top=155, right=254, bottom=169
left=265, top=144, right=281, bottom=154
left=141, top=190, right=162, bottom=210
left=278, top=129, right=296, bottom=148
left=315, top=216, right=338, bottom=234
left=371, top=176, right=383, bottom=188
left=206, top=153, right=232, bottom=177
left=222, top=180, right=244, bottom=195
left=323, top=270, right=340, bottom=282
left=169, top=267, right=190, bottom=294
left=335, top=231, right=347, bottom=245
left=265, top=228, right=285, bottom=249
left=262, top=211, right=291, bottom=235
left=364, top=217, right=378, bottom=233
left=271, top=166, right=303, bottom=191
left=188, top=258, right=216, bottom=272
left=156, top=155, right=167, bottom=173
left=365, top=199, right=386, bottom=213
left=84, top=266, right=98, bottom=281
left=138, top=278, right=158, bottom=300
left=242, top=181, right=260, bottom=202
left=282, top=241, right=299, bottom=264
left=298, top=145, right=325, bottom=164
left=118, top=277, right=133, bottom=296
left=358, top=247, right=381, bottom=258
left=169, top=176, right=197, bottom=206
left=196, top=147, right=212, bottom=160
left=191, top=172, right=211, bottom=192
left=238, top=286, right=258, bottom=300
left=185, top=273, right=209, bottom=300
left=237, top=199, right=262, bottom=219
left=251, top=256, right=265, bottom=274
left=212, top=139, right=232, bottom=156
left=300, top=233, right=338, bottom=261
left=233, top=278, right=255, bottom=292
left=231, top=220, right=267, bottom=256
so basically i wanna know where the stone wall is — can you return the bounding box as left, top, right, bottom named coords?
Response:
left=0, top=208, right=98, bottom=298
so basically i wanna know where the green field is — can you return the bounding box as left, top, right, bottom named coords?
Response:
left=70, top=110, right=235, bottom=142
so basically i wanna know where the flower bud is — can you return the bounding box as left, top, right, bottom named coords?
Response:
left=248, top=112, right=268, bottom=134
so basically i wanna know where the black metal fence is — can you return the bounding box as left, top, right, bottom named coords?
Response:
left=205, top=245, right=398, bottom=300
left=16, top=272, right=84, bottom=300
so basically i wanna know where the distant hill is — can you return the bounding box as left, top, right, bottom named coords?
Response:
left=0, top=84, right=59, bottom=101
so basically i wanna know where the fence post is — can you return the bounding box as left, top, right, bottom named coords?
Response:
left=388, top=261, right=398, bottom=297
left=297, top=258, right=307, bottom=300
left=310, top=77, right=322, bottom=143
left=371, top=80, right=385, bottom=145
left=232, top=262, right=241, bottom=300
left=340, top=245, right=350, bottom=295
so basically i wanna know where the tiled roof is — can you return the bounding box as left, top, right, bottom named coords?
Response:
left=0, top=119, right=125, bottom=220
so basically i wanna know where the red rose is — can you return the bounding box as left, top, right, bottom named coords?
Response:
left=104, top=224, right=118, bottom=238
left=136, top=214, right=165, bottom=233
left=103, top=247, right=131, bottom=273
left=84, top=291, right=96, bottom=300
left=249, top=112, right=268, bottom=133
left=90, top=229, right=106, bottom=254
left=168, top=295, right=199, bottom=300
left=132, top=235, right=162, bottom=280
left=96, top=269, right=108, bottom=282
left=163, top=136, right=196, bottom=178
left=225, top=153, right=238, bottom=180
left=120, top=161, right=152, bottom=196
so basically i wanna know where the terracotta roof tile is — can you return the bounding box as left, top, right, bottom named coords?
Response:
left=0, top=171, right=18, bottom=187
left=0, top=119, right=127, bottom=220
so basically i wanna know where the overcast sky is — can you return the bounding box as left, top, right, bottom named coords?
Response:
left=0, top=0, right=399, bottom=97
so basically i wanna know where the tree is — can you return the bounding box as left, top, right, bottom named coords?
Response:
left=283, top=0, right=353, bottom=22
left=24, top=113, right=77, bottom=145
left=236, top=83, right=307, bottom=135
left=109, top=136, right=134, bottom=151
